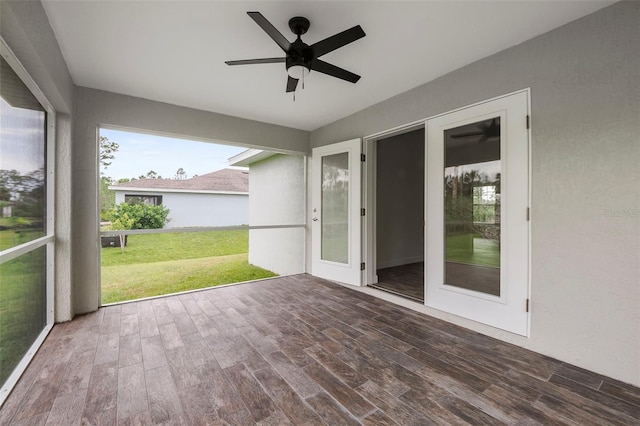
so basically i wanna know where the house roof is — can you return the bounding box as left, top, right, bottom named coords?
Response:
left=228, top=149, right=277, bottom=167
left=110, top=168, right=248, bottom=193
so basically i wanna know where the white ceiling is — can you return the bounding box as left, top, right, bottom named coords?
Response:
left=42, top=1, right=613, bottom=131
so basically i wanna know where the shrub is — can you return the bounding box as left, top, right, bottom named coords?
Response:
left=109, top=202, right=170, bottom=229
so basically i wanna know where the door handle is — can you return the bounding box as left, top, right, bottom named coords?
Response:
left=312, top=217, right=318, bottom=222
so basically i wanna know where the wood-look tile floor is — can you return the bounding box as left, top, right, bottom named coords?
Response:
left=373, top=263, right=424, bottom=302
left=1, top=274, right=639, bottom=425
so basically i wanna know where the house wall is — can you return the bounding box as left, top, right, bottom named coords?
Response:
left=376, top=129, right=425, bottom=269
left=114, top=191, right=249, bottom=228
left=310, top=1, right=640, bottom=386
left=1, top=0, right=75, bottom=322
left=248, top=154, right=306, bottom=276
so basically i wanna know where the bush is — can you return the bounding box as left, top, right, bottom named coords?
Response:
left=108, top=203, right=170, bottom=229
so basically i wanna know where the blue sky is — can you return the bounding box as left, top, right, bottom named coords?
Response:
left=100, top=128, right=247, bottom=180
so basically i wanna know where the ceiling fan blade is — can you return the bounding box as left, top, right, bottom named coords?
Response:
left=312, top=59, right=360, bottom=83
left=310, top=25, right=365, bottom=58
left=225, top=57, right=286, bottom=66
left=247, top=12, right=291, bottom=52
left=286, top=76, right=299, bottom=93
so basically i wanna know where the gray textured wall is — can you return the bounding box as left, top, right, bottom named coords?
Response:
left=310, top=2, right=640, bottom=385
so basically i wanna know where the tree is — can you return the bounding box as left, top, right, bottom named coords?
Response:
left=109, top=212, right=134, bottom=253
left=99, top=136, right=119, bottom=170
left=139, top=170, right=161, bottom=180
left=174, top=168, right=187, bottom=180
left=99, top=136, right=119, bottom=219
left=100, top=176, right=116, bottom=219
left=0, top=168, right=45, bottom=220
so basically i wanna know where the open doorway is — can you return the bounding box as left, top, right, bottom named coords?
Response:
left=98, top=128, right=277, bottom=304
left=369, top=127, right=425, bottom=302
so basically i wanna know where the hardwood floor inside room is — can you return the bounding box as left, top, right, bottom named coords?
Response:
left=373, top=262, right=424, bottom=302
left=1, top=275, right=638, bottom=425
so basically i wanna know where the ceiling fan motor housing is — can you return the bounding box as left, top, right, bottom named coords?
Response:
left=286, top=38, right=313, bottom=74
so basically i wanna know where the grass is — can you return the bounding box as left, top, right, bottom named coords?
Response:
left=101, top=253, right=276, bottom=303
left=0, top=249, right=47, bottom=387
left=0, top=229, right=44, bottom=252
left=101, top=230, right=250, bottom=266
left=101, top=230, right=277, bottom=303
left=446, top=233, right=500, bottom=267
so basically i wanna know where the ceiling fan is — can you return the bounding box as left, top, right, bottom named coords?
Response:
left=225, top=12, right=365, bottom=93
left=449, top=118, right=501, bottom=142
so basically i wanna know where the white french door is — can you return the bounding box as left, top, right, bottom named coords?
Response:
left=311, top=139, right=362, bottom=286
left=425, top=91, right=530, bottom=336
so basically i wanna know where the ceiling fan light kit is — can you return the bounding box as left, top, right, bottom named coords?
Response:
left=225, top=12, right=365, bottom=97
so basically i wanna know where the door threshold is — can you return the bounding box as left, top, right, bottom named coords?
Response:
left=367, top=284, right=424, bottom=304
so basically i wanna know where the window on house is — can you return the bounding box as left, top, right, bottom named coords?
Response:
left=124, top=194, right=162, bottom=206
left=472, top=185, right=498, bottom=224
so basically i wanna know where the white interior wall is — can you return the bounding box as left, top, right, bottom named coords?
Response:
left=309, top=2, right=640, bottom=386
left=248, top=154, right=306, bottom=276
left=376, top=129, right=425, bottom=269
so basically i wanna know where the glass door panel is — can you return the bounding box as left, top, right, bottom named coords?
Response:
left=444, top=117, right=501, bottom=296
left=0, top=51, right=53, bottom=404
left=321, top=153, right=349, bottom=263
left=311, top=139, right=362, bottom=286
left=425, top=91, right=530, bottom=336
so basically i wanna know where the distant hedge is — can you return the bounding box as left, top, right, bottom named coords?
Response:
left=109, top=202, right=170, bottom=229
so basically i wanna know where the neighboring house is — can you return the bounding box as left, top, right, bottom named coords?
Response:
left=109, top=168, right=249, bottom=228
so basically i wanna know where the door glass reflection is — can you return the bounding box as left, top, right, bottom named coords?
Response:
left=0, top=56, right=47, bottom=250
left=321, top=153, right=349, bottom=263
left=444, top=117, right=501, bottom=296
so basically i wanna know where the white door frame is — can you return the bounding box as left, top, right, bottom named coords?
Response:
left=363, top=121, right=425, bottom=286
left=361, top=89, right=531, bottom=336
left=426, top=90, right=530, bottom=336
left=311, top=138, right=363, bottom=286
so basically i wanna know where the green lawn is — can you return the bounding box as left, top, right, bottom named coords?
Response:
left=101, top=230, right=277, bottom=303
left=101, top=254, right=276, bottom=303
left=101, top=230, right=250, bottom=266
left=0, top=229, right=44, bottom=251
left=0, top=249, right=47, bottom=387
left=0, top=218, right=48, bottom=387
left=446, top=233, right=500, bottom=267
